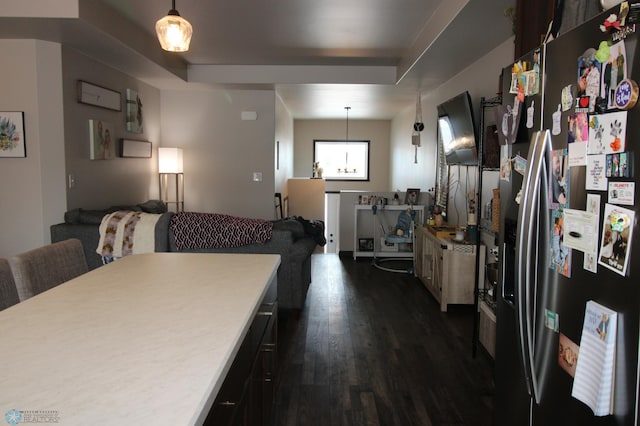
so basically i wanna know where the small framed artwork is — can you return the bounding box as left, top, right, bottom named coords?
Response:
left=89, top=119, right=116, bottom=160
left=125, top=89, right=144, bottom=133
left=121, top=139, right=152, bottom=158
left=404, top=188, right=420, bottom=205
left=358, top=238, right=374, bottom=252
left=0, top=111, right=26, bottom=158
left=77, top=80, right=121, bottom=111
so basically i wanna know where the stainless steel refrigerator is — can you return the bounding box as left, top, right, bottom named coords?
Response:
left=495, top=6, right=640, bottom=426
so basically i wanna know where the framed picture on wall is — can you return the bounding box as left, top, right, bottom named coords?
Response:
left=121, top=139, right=151, bottom=158
left=89, top=119, right=116, bottom=160
left=0, top=111, right=26, bottom=158
left=77, top=81, right=121, bottom=111
left=125, top=89, right=143, bottom=133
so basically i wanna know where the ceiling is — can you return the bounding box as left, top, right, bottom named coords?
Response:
left=0, top=0, right=514, bottom=119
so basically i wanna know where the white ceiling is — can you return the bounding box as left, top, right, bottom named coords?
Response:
left=0, top=0, right=514, bottom=119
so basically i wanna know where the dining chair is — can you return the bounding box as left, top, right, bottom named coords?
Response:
left=9, top=239, right=89, bottom=302
left=0, top=258, right=20, bottom=311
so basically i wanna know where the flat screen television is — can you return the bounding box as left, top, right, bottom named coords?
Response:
left=436, top=91, right=478, bottom=165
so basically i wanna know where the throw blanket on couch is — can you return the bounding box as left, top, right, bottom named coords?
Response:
left=170, top=212, right=273, bottom=250
left=96, top=210, right=161, bottom=263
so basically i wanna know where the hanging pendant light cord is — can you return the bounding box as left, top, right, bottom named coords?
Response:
left=345, top=106, right=350, bottom=141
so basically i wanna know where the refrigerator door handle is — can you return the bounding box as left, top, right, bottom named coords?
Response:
left=516, top=130, right=550, bottom=403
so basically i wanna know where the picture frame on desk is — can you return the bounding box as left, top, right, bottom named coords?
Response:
left=358, top=238, right=374, bottom=252
left=404, top=188, right=420, bottom=205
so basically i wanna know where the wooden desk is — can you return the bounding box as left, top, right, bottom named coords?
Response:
left=0, top=253, right=280, bottom=426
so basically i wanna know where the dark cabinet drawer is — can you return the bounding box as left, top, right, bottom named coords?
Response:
left=206, top=276, right=278, bottom=426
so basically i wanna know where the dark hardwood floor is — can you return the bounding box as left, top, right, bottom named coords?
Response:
left=273, top=254, right=495, bottom=426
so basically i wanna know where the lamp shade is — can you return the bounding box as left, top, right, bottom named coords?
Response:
left=155, top=9, right=192, bottom=52
left=158, top=147, right=183, bottom=173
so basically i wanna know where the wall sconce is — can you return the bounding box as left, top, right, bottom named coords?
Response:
left=155, top=0, right=193, bottom=52
left=158, top=147, right=184, bottom=212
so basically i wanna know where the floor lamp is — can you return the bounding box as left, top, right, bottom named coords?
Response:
left=158, top=147, right=184, bottom=212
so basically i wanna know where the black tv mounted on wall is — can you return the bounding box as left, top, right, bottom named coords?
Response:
left=436, top=91, right=478, bottom=166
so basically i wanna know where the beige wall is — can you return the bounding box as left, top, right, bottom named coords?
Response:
left=160, top=88, right=277, bottom=219
left=293, top=119, right=391, bottom=192
left=62, top=47, right=161, bottom=209
left=0, top=40, right=66, bottom=258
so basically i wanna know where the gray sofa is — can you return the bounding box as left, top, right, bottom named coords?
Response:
left=50, top=202, right=318, bottom=314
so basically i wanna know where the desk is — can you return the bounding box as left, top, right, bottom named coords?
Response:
left=353, top=204, right=424, bottom=259
left=0, top=253, right=280, bottom=426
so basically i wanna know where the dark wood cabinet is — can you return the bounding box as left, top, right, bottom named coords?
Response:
left=205, top=278, right=278, bottom=426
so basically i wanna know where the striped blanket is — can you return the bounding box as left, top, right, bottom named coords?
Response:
left=96, top=210, right=162, bottom=263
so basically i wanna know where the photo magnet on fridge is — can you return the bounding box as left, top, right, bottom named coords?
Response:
left=598, top=204, right=634, bottom=276
left=558, top=333, right=579, bottom=378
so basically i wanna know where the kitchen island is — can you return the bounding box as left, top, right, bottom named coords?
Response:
left=0, top=252, right=280, bottom=426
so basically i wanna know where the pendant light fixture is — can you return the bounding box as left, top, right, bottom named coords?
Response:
left=156, top=0, right=193, bottom=52
left=338, top=106, right=357, bottom=174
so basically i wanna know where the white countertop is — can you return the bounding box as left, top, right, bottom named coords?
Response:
left=0, top=252, right=280, bottom=426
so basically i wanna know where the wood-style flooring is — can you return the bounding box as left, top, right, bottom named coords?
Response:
left=273, top=254, right=494, bottom=426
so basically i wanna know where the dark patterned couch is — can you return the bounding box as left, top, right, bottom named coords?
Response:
left=50, top=201, right=319, bottom=314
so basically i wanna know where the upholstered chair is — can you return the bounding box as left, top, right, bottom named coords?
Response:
left=9, top=239, right=89, bottom=302
left=0, top=258, right=20, bottom=311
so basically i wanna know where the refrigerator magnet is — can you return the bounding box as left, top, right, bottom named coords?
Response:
left=598, top=204, right=634, bottom=276
left=550, top=149, right=570, bottom=209
left=614, top=78, right=638, bottom=110
left=608, top=181, right=635, bottom=205
left=558, top=333, right=579, bottom=378
left=552, top=104, right=562, bottom=135
left=561, top=85, right=574, bottom=111
left=568, top=112, right=588, bottom=167
left=588, top=111, right=627, bottom=154
left=545, top=309, right=559, bottom=332
left=586, top=154, right=608, bottom=191
left=563, top=208, right=599, bottom=254
left=526, top=100, right=535, bottom=128
left=584, top=194, right=601, bottom=273
left=550, top=210, right=572, bottom=278
left=604, top=40, right=628, bottom=109
left=513, top=155, right=527, bottom=175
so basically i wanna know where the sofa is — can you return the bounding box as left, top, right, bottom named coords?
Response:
left=50, top=201, right=319, bottom=314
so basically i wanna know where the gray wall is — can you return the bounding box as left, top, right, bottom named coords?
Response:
left=62, top=47, right=161, bottom=209
left=0, top=40, right=66, bottom=258
left=160, top=88, right=278, bottom=219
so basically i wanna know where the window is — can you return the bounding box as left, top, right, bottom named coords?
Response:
left=313, top=140, right=370, bottom=181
